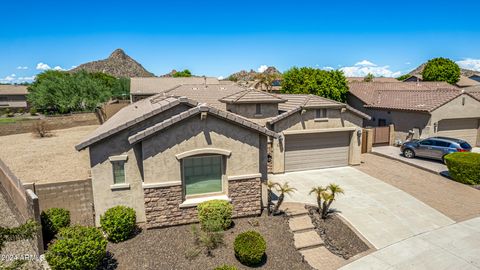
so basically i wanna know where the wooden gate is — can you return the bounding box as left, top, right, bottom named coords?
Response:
left=373, top=126, right=390, bottom=145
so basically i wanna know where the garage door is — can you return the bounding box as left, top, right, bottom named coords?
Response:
left=437, top=119, right=479, bottom=146
left=284, top=131, right=350, bottom=172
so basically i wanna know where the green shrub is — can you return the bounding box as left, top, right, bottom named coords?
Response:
left=445, top=152, right=480, bottom=185
left=29, top=107, right=37, bottom=116
left=41, top=208, right=70, bottom=241
left=214, top=265, right=238, bottom=270
left=100, top=205, right=136, bottom=243
left=45, top=226, right=107, bottom=270
left=197, top=200, right=233, bottom=231
left=234, top=231, right=266, bottom=266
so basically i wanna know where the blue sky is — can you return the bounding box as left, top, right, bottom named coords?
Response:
left=1, top=0, right=480, bottom=83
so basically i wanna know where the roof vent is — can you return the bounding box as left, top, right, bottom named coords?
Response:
left=192, top=87, right=199, bottom=90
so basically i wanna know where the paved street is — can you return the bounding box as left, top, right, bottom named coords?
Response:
left=340, top=217, right=480, bottom=270
left=269, top=167, right=454, bottom=249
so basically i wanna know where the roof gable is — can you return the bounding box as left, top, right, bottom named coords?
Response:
left=219, top=89, right=286, bottom=104
left=128, top=104, right=278, bottom=144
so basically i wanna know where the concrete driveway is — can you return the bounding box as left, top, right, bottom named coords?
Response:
left=340, top=217, right=480, bottom=270
left=372, top=146, right=447, bottom=174
left=269, top=167, right=454, bottom=249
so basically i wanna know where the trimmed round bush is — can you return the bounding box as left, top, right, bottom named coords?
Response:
left=100, top=205, right=136, bottom=243
left=214, top=265, right=238, bottom=270
left=445, top=152, right=480, bottom=185
left=197, top=200, right=233, bottom=231
left=41, top=208, right=70, bottom=240
left=45, top=226, right=107, bottom=270
left=234, top=231, right=266, bottom=266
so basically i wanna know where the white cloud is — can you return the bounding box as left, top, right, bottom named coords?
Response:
left=53, top=66, right=64, bottom=71
left=217, top=76, right=224, bottom=80
left=355, top=60, right=377, bottom=67
left=71, top=65, right=77, bottom=69
left=321, top=66, right=334, bottom=71
left=257, top=65, right=268, bottom=73
left=340, top=60, right=401, bottom=77
left=36, top=62, right=51, bottom=70
left=405, top=62, right=411, bottom=65
left=456, top=58, right=480, bottom=71
left=16, top=66, right=28, bottom=70
left=0, top=74, right=16, bottom=83
left=0, top=74, right=35, bottom=84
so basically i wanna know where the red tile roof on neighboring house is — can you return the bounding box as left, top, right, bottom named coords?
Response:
left=348, top=82, right=459, bottom=105
left=347, top=77, right=399, bottom=83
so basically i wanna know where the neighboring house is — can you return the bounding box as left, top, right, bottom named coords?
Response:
left=0, top=85, right=28, bottom=109
left=403, top=74, right=480, bottom=88
left=469, top=74, right=480, bottom=83
left=347, top=77, right=399, bottom=83
left=130, top=77, right=220, bottom=102
left=76, top=80, right=369, bottom=228
left=347, top=82, right=480, bottom=146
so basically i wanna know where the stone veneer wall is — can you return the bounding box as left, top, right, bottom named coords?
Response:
left=144, top=177, right=262, bottom=228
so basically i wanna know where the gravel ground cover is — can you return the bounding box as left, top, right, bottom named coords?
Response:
left=0, top=192, right=43, bottom=270
left=0, top=125, right=97, bottom=184
left=107, top=213, right=313, bottom=270
left=306, top=206, right=370, bottom=260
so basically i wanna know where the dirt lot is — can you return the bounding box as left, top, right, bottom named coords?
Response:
left=107, top=214, right=313, bottom=270
left=0, top=125, right=98, bottom=184
left=359, top=153, right=480, bottom=222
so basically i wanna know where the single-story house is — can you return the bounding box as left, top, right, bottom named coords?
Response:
left=0, top=85, right=28, bottom=109
left=75, top=79, right=369, bottom=228
left=347, top=82, right=480, bottom=146
left=347, top=77, right=399, bottom=83
left=130, top=77, right=220, bottom=102
left=403, top=74, right=480, bottom=88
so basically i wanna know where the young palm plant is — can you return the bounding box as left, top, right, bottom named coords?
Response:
left=321, top=184, right=344, bottom=219
left=266, top=181, right=280, bottom=216
left=309, top=186, right=327, bottom=213
left=272, top=182, right=297, bottom=215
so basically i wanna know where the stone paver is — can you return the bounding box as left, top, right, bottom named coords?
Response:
left=301, top=246, right=346, bottom=270
left=270, top=166, right=454, bottom=249
left=373, top=145, right=447, bottom=174
left=280, top=202, right=309, bottom=217
left=358, top=153, right=480, bottom=222
left=294, top=230, right=324, bottom=250
left=289, top=215, right=315, bottom=232
left=340, top=217, right=480, bottom=270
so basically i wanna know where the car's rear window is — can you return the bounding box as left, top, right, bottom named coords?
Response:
left=460, top=142, right=472, bottom=149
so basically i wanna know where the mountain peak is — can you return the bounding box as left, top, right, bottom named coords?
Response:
left=109, top=48, right=128, bottom=60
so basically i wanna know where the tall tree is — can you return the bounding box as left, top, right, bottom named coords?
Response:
left=422, top=58, right=461, bottom=84
left=172, top=69, right=192, bottom=77
left=281, top=67, right=349, bottom=102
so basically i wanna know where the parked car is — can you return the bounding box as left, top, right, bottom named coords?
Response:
left=401, top=137, right=472, bottom=162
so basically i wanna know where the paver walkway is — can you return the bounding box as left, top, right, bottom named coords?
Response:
left=340, top=217, right=480, bottom=270
left=358, top=154, right=480, bottom=222
left=270, top=167, right=454, bottom=249
left=282, top=203, right=346, bottom=270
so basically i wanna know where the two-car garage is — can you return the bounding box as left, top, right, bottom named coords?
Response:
left=283, top=129, right=353, bottom=172
left=437, top=118, right=479, bottom=146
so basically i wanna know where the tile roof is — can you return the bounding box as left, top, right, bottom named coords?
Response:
left=163, top=84, right=247, bottom=110
left=456, top=75, right=480, bottom=87
left=75, top=95, right=198, bottom=150
left=364, top=90, right=463, bottom=112
left=130, top=77, right=220, bottom=95
left=219, top=89, right=286, bottom=104
left=348, top=82, right=459, bottom=104
left=347, top=77, right=399, bottom=83
left=277, top=94, right=344, bottom=111
left=0, top=85, right=28, bottom=95
left=467, top=91, right=480, bottom=101
left=128, top=104, right=279, bottom=144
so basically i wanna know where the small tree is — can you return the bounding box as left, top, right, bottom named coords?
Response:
left=309, top=184, right=344, bottom=219
left=266, top=181, right=279, bottom=215
left=32, top=120, right=52, bottom=138
left=172, top=69, right=192, bottom=77
left=272, top=182, right=297, bottom=214
left=363, top=73, right=374, bottom=82
left=422, top=57, right=461, bottom=84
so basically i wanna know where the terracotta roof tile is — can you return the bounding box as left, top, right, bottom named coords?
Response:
left=0, top=85, right=28, bottom=95
left=277, top=94, right=344, bottom=111
left=219, top=89, right=286, bottom=104
left=130, top=77, right=220, bottom=95
left=165, top=84, right=246, bottom=110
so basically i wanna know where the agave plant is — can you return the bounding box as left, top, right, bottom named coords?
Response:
left=272, top=182, right=297, bottom=215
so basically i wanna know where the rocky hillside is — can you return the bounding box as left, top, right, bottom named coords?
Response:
left=70, top=49, right=155, bottom=78
left=409, top=63, right=479, bottom=77
left=228, top=66, right=281, bottom=81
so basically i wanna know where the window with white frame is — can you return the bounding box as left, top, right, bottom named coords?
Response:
left=183, top=155, right=222, bottom=196
left=112, top=161, right=126, bottom=184
left=315, top=108, right=327, bottom=118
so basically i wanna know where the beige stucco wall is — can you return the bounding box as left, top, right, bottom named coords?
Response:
left=271, top=108, right=363, bottom=173
left=226, top=103, right=279, bottom=119
left=141, top=115, right=266, bottom=188
left=88, top=104, right=192, bottom=226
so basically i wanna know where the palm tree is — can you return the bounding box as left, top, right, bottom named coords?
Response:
left=272, top=182, right=297, bottom=214
left=309, top=186, right=327, bottom=213
left=266, top=181, right=280, bottom=215
left=321, top=184, right=344, bottom=219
